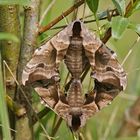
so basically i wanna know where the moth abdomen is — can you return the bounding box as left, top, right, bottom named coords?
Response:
left=64, top=36, right=88, bottom=80
left=67, top=79, right=84, bottom=107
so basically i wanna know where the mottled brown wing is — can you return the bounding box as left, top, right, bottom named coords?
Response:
left=82, top=94, right=99, bottom=120
left=93, top=45, right=127, bottom=90
left=91, top=45, right=127, bottom=109
left=80, top=22, right=102, bottom=69
left=22, top=41, right=58, bottom=86
left=35, top=84, right=70, bottom=119
left=21, top=25, right=71, bottom=121
left=21, top=22, right=77, bottom=127
left=79, top=21, right=127, bottom=111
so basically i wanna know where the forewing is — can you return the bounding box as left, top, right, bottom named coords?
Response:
left=21, top=25, right=73, bottom=126
left=22, top=25, right=71, bottom=86
left=80, top=22, right=102, bottom=69
left=22, top=40, right=58, bottom=86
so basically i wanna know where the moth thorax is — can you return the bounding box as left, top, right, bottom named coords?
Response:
left=72, top=21, right=81, bottom=37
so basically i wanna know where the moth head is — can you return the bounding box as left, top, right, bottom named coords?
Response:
left=67, top=107, right=86, bottom=131
left=72, top=21, right=81, bottom=37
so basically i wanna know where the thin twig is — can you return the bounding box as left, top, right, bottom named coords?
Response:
left=62, top=12, right=69, bottom=25
left=32, top=108, right=50, bottom=124
left=50, top=9, right=118, bottom=30
left=0, top=124, right=17, bottom=133
left=39, top=0, right=84, bottom=34
left=101, top=107, right=118, bottom=140
left=39, top=0, right=56, bottom=25
left=51, top=118, right=63, bottom=137
left=72, top=0, right=79, bottom=21
left=121, top=36, right=140, bottom=66
left=102, top=0, right=137, bottom=43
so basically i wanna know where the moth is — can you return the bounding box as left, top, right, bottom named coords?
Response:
left=22, top=20, right=127, bottom=131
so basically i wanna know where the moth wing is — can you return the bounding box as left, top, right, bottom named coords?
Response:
left=22, top=26, right=71, bottom=86
left=35, top=85, right=59, bottom=108
left=80, top=22, right=102, bottom=69
left=93, top=45, right=127, bottom=90
left=22, top=40, right=58, bottom=86
left=36, top=84, right=70, bottom=121
left=92, top=45, right=127, bottom=109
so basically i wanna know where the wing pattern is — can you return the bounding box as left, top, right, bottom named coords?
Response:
left=22, top=20, right=127, bottom=131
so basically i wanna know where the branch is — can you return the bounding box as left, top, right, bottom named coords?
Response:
left=102, top=0, right=136, bottom=43
left=15, top=0, right=40, bottom=140
left=32, top=108, right=50, bottom=125
left=0, top=5, right=20, bottom=98
left=39, top=0, right=56, bottom=25
left=38, top=0, right=84, bottom=34
left=0, top=5, right=21, bottom=137
left=50, top=9, right=118, bottom=30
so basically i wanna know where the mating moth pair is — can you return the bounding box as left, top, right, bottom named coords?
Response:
left=22, top=20, right=127, bottom=131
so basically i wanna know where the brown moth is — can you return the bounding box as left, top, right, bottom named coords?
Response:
left=22, top=20, right=127, bottom=131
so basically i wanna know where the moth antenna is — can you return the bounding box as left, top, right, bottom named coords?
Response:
left=62, top=12, right=69, bottom=25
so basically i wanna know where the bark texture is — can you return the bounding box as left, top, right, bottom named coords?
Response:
left=0, top=5, right=20, bottom=137
left=0, top=5, right=20, bottom=98
left=15, top=0, right=40, bottom=140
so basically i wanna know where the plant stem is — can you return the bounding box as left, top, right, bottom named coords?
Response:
left=15, top=0, right=41, bottom=140
left=0, top=52, right=12, bottom=140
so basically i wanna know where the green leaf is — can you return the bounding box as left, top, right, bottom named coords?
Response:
left=0, top=0, right=30, bottom=5
left=111, top=16, right=129, bottom=39
left=0, top=53, right=12, bottom=140
left=86, top=0, right=99, bottom=13
left=0, top=32, right=19, bottom=43
left=127, top=0, right=140, bottom=16
left=128, top=22, right=140, bottom=35
left=112, top=0, right=125, bottom=16
left=100, top=22, right=111, bottom=39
